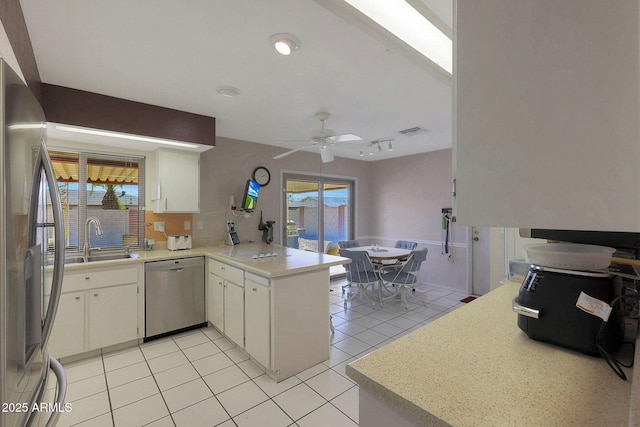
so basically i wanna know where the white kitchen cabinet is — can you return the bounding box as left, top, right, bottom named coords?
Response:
left=207, top=259, right=244, bottom=347
left=88, top=284, right=138, bottom=350
left=207, top=273, right=225, bottom=332
left=206, top=256, right=329, bottom=381
left=454, top=0, right=640, bottom=231
left=149, top=148, right=200, bottom=213
left=47, top=264, right=142, bottom=359
left=48, top=292, right=85, bottom=358
left=224, top=281, right=244, bottom=347
left=244, top=273, right=270, bottom=368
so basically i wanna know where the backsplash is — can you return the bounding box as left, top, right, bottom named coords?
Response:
left=144, top=211, right=193, bottom=241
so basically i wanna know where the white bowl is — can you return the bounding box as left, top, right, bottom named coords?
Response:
left=524, top=243, right=615, bottom=270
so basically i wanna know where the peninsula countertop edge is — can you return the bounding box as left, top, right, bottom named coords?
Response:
left=59, top=242, right=350, bottom=279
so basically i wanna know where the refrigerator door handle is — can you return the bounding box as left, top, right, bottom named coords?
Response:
left=34, top=142, right=65, bottom=349
left=44, top=355, right=67, bottom=427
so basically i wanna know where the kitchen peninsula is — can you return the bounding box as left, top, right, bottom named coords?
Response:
left=346, top=281, right=632, bottom=427
left=53, top=243, right=349, bottom=382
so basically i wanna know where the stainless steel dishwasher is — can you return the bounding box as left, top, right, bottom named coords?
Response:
left=145, top=256, right=205, bottom=340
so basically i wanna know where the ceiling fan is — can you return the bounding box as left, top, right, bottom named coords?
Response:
left=273, top=111, right=362, bottom=162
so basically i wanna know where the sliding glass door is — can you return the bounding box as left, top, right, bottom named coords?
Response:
left=283, top=174, right=354, bottom=257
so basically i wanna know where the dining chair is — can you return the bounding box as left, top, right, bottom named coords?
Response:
left=337, top=240, right=360, bottom=294
left=338, top=240, right=360, bottom=249
left=339, top=249, right=379, bottom=309
left=395, top=240, right=418, bottom=250
left=377, top=240, right=418, bottom=269
left=380, top=248, right=429, bottom=309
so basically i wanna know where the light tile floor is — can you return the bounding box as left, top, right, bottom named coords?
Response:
left=51, top=279, right=468, bottom=427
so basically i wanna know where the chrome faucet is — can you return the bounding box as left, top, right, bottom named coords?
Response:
left=83, top=217, right=103, bottom=261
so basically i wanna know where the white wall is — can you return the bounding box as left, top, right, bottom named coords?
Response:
left=367, top=149, right=469, bottom=292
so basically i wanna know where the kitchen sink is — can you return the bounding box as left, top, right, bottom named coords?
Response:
left=63, top=253, right=136, bottom=264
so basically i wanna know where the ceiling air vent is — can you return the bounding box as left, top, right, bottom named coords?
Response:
left=398, top=126, right=429, bottom=137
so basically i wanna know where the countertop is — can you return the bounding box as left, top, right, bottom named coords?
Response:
left=346, top=280, right=632, bottom=426
left=61, top=243, right=349, bottom=278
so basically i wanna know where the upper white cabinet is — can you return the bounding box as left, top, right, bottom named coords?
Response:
left=454, top=1, right=640, bottom=231
left=148, top=149, right=200, bottom=213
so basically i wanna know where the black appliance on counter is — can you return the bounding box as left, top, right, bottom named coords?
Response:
left=513, top=265, right=623, bottom=356
left=520, top=228, right=640, bottom=251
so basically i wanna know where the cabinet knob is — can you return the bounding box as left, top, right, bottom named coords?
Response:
left=75, top=296, right=80, bottom=300
left=94, top=293, right=99, bottom=297
left=252, top=287, right=257, bottom=292
left=85, top=276, right=90, bottom=280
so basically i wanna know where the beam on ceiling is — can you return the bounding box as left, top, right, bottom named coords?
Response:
left=42, top=84, right=216, bottom=147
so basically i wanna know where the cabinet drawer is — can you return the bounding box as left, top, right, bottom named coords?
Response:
left=63, top=267, right=138, bottom=293
left=208, top=259, right=243, bottom=285
left=245, top=272, right=269, bottom=287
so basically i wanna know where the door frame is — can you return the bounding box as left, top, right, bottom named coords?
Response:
left=279, top=170, right=357, bottom=249
left=468, top=227, right=509, bottom=296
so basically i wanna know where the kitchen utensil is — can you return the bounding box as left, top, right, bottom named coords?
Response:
left=524, top=243, right=615, bottom=270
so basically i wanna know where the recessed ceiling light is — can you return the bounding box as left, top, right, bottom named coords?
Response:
left=270, top=33, right=301, bottom=56
left=216, top=86, right=241, bottom=97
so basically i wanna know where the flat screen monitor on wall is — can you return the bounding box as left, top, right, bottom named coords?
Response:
left=242, top=179, right=260, bottom=211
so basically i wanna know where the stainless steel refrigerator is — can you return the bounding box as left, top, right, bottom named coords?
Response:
left=0, top=60, right=67, bottom=426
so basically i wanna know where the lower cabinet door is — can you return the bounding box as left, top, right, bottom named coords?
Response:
left=224, top=281, right=244, bottom=347
left=207, top=273, right=225, bottom=332
left=245, top=281, right=270, bottom=368
left=89, top=284, right=138, bottom=350
left=48, top=292, right=85, bottom=358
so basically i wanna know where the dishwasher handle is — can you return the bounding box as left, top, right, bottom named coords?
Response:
left=144, top=256, right=205, bottom=272
left=170, top=268, right=185, bottom=273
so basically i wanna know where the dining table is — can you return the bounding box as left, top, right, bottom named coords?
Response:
left=350, top=246, right=412, bottom=262
left=345, top=246, right=413, bottom=306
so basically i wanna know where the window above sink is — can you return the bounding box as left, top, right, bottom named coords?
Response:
left=47, top=148, right=146, bottom=255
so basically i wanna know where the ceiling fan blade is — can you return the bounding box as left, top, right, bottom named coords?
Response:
left=329, top=133, right=362, bottom=143
left=273, top=143, right=316, bottom=160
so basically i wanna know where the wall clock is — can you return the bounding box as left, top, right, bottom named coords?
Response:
left=252, top=166, right=271, bottom=186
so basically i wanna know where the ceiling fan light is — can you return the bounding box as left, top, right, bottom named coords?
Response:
left=319, top=146, right=334, bottom=163
left=270, top=33, right=301, bottom=56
